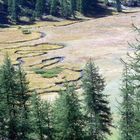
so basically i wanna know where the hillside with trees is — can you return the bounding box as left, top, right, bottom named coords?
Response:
left=0, top=0, right=119, bottom=23
left=0, top=0, right=140, bottom=140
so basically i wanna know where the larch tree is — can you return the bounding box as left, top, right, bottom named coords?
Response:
left=35, top=0, right=45, bottom=18
left=29, top=92, right=53, bottom=140
left=116, top=0, right=122, bottom=12
left=119, top=63, right=135, bottom=140
left=8, top=0, right=18, bottom=21
left=60, top=0, right=72, bottom=18
left=0, top=54, right=19, bottom=139
left=0, top=55, right=31, bottom=140
left=16, top=65, right=31, bottom=139
left=76, top=0, right=83, bottom=13
left=119, top=26, right=140, bottom=139
left=53, top=84, right=85, bottom=140
left=71, top=0, right=77, bottom=17
left=0, top=69, right=8, bottom=139
left=82, top=59, right=112, bottom=140
left=50, top=0, right=61, bottom=16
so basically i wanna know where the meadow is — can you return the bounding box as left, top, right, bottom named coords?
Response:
left=0, top=9, right=140, bottom=139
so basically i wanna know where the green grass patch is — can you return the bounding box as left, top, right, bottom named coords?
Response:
left=33, top=67, right=64, bottom=78
left=33, top=68, right=46, bottom=74
left=42, top=67, right=64, bottom=78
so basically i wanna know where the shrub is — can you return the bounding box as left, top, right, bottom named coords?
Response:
left=22, top=28, right=31, bottom=34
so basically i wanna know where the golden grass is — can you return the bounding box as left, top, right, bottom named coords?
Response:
left=15, top=44, right=62, bottom=52
left=55, top=69, right=81, bottom=83
left=27, top=72, right=54, bottom=89
left=0, top=40, right=81, bottom=94
left=0, top=28, right=41, bottom=43
left=0, top=43, right=63, bottom=65
left=0, top=20, right=83, bottom=95
left=20, top=20, right=78, bottom=29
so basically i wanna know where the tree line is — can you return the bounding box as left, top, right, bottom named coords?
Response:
left=0, top=0, right=122, bottom=24
left=0, top=0, right=101, bottom=23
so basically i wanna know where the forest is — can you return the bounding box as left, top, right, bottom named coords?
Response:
left=0, top=0, right=123, bottom=24
left=0, top=0, right=140, bottom=140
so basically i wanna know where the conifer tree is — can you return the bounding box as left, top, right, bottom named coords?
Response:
left=35, top=0, right=45, bottom=18
left=0, top=100, right=7, bottom=139
left=11, top=0, right=18, bottom=21
left=42, top=101, right=53, bottom=140
left=0, top=78, right=8, bottom=139
left=53, top=84, right=84, bottom=140
left=7, top=0, right=19, bottom=21
left=119, top=64, right=135, bottom=140
left=30, top=92, right=53, bottom=140
left=76, top=0, right=83, bottom=13
left=16, top=65, right=31, bottom=139
left=61, top=0, right=72, bottom=18
left=0, top=54, right=19, bottom=139
left=50, top=0, right=61, bottom=16
left=82, top=59, right=112, bottom=140
left=8, top=0, right=12, bottom=16
left=0, top=55, right=31, bottom=139
left=129, top=27, right=140, bottom=139
left=71, top=0, right=76, bottom=17
left=116, top=0, right=122, bottom=12
left=119, top=26, right=140, bottom=139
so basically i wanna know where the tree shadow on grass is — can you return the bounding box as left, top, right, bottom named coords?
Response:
left=84, top=4, right=115, bottom=19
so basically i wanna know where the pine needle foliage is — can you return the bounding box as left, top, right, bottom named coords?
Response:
left=82, top=59, right=112, bottom=140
